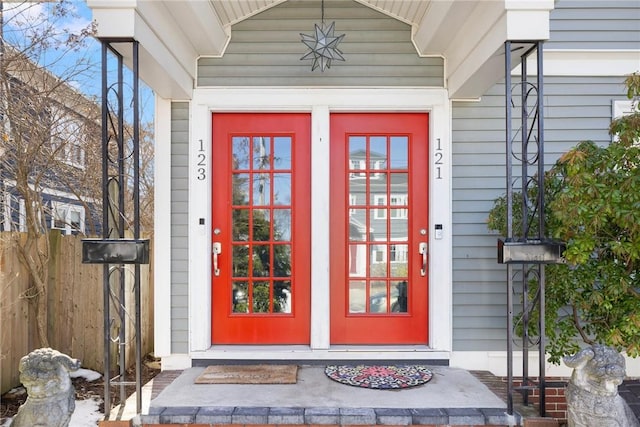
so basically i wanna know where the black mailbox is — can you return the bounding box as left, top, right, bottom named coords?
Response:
left=497, top=238, right=566, bottom=264
left=82, top=239, right=150, bottom=264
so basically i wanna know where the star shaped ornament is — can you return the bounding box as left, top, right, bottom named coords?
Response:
left=301, top=21, right=345, bottom=72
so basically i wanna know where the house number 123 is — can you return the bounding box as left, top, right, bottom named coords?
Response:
left=196, top=139, right=206, bottom=180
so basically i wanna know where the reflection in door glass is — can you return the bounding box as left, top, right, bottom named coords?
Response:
left=233, top=174, right=250, bottom=206
left=348, top=244, right=366, bottom=277
left=230, top=134, right=294, bottom=315
left=253, top=174, right=270, bottom=206
left=273, top=209, right=291, bottom=241
left=232, top=281, right=249, bottom=313
left=391, top=280, right=408, bottom=313
left=274, top=281, right=292, bottom=313
left=253, top=209, right=271, bottom=241
left=345, top=134, right=410, bottom=316
left=273, top=245, right=291, bottom=277
left=253, top=137, right=271, bottom=170
left=232, top=245, right=249, bottom=277
left=390, top=136, right=408, bottom=168
left=253, top=282, right=270, bottom=313
left=369, top=136, right=387, bottom=169
left=232, top=137, right=250, bottom=169
left=348, top=281, right=366, bottom=313
left=369, top=281, right=387, bottom=313
left=274, top=137, right=291, bottom=169
left=232, top=209, right=249, bottom=241
left=273, top=173, right=291, bottom=205
left=252, top=245, right=271, bottom=277
left=349, top=210, right=366, bottom=241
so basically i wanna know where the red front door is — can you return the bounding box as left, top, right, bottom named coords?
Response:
left=211, top=113, right=311, bottom=344
left=330, top=113, right=429, bottom=344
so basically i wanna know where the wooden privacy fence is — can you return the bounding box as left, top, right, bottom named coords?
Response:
left=0, top=231, right=154, bottom=394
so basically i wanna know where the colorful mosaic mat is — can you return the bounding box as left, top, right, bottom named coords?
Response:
left=324, top=365, right=433, bottom=389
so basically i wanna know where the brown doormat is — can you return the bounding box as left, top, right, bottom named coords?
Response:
left=195, top=364, right=298, bottom=384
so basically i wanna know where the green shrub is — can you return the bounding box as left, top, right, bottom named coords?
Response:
left=488, top=73, right=640, bottom=364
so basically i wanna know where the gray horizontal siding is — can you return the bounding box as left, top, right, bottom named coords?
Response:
left=451, top=75, right=628, bottom=351
left=547, top=0, right=640, bottom=50
left=197, top=0, right=444, bottom=87
left=171, top=102, right=190, bottom=354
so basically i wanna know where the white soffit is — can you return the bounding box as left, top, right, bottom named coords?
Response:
left=88, top=0, right=554, bottom=100
left=210, top=0, right=287, bottom=26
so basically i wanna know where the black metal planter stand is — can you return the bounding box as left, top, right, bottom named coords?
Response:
left=499, top=40, right=565, bottom=418
left=82, top=39, right=148, bottom=417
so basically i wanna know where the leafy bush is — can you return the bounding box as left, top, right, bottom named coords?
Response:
left=488, top=73, right=640, bottom=363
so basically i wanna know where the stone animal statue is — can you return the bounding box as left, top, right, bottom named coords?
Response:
left=564, top=344, right=640, bottom=427
left=11, top=348, right=81, bottom=427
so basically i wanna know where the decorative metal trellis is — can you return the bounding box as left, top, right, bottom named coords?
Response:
left=498, top=40, right=565, bottom=418
left=81, top=39, right=147, bottom=417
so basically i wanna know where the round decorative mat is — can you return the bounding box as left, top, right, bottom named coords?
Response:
left=324, top=365, right=433, bottom=389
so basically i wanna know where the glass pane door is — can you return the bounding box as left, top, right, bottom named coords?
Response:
left=330, top=113, right=429, bottom=344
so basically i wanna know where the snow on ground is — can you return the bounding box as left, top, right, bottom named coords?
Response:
left=69, top=397, right=103, bottom=426
left=70, top=368, right=103, bottom=382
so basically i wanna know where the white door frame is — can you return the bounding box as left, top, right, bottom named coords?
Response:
left=186, top=87, right=453, bottom=358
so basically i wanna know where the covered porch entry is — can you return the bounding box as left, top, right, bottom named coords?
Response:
left=86, top=0, right=553, bottom=359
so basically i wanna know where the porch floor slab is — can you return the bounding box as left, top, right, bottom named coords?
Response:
left=139, top=365, right=521, bottom=425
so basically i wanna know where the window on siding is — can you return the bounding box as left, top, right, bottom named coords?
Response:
left=18, top=199, right=26, bottom=232
left=612, top=99, right=636, bottom=144
left=2, top=191, right=11, bottom=231
left=51, top=115, right=86, bottom=169
left=51, top=201, right=85, bottom=235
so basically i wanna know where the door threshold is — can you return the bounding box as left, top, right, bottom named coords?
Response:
left=191, top=345, right=450, bottom=366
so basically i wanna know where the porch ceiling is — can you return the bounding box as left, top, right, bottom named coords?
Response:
left=87, top=0, right=553, bottom=99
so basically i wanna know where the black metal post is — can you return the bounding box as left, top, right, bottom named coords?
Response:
left=94, top=38, right=145, bottom=419
left=116, top=46, right=127, bottom=408
left=100, top=40, right=111, bottom=417
left=502, top=40, right=555, bottom=419
left=537, top=40, right=547, bottom=417
left=504, top=40, right=514, bottom=416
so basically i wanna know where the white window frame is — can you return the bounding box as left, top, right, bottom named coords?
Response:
left=389, top=243, right=408, bottom=263
left=373, top=194, right=387, bottom=219
left=51, top=112, right=87, bottom=169
left=613, top=99, right=638, bottom=146
left=18, top=199, right=26, bottom=232
left=373, top=193, right=408, bottom=219
left=348, top=193, right=357, bottom=216
left=2, top=191, right=10, bottom=231
left=50, top=201, right=85, bottom=235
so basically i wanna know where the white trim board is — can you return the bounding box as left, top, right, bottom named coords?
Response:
left=450, top=351, right=640, bottom=378
left=153, top=97, right=173, bottom=357
left=514, top=50, right=640, bottom=76
left=186, top=87, right=453, bottom=356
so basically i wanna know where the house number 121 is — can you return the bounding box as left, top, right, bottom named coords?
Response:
left=435, top=138, right=444, bottom=179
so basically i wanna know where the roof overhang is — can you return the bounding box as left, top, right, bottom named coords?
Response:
left=86, top=0, right=553, bottom=100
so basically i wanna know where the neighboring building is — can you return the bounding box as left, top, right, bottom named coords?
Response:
left=87, top=0, right=640, bottom=375
left=0, top=50, right=102, bottom=236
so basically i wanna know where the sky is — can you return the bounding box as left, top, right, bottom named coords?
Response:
left=2, top=0, right=154, bottom=120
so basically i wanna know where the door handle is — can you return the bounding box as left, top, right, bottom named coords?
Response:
left=419, top=242, right=428, bottom=277
left=213, top=242, right=222, bottom=276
